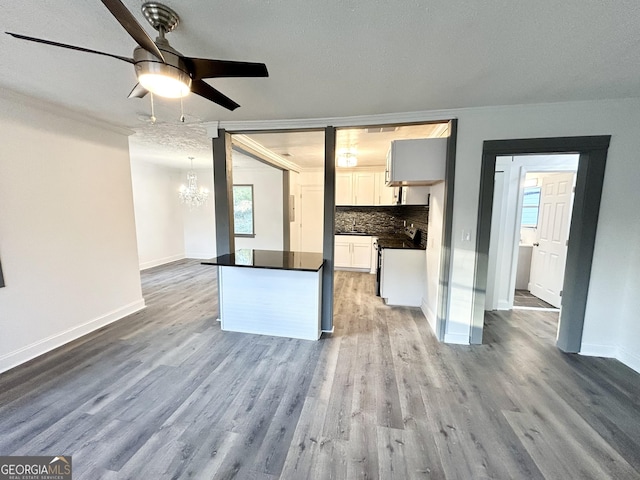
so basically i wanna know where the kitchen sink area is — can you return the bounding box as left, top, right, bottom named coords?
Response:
left=334, top=204, right=429, bottom=307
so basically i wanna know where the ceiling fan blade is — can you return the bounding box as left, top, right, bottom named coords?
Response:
left=5, top=32, right=134, bottom=63
left=100, top=0, right=165, bottom=62
left=190, top=80, right=240, bottom=111
left=183, top=57, right=268, bottom=80
left=128, top=83, right=148, bottom=98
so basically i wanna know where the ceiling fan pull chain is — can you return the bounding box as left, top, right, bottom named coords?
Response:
left=180, top=96, right=185, bottom=123
left=150, top=92, right=156, bottom=124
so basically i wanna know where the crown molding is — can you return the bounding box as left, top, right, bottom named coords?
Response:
left=232, top=134, right=302, bottom=173
left=209, top=110, right=457, bottom=133
left=203, top=97, right=640, bottom=135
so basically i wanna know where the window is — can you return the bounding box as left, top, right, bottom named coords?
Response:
left=521, top=186, right=541, bottom=227
left=233, top=185, right=255, bottom=236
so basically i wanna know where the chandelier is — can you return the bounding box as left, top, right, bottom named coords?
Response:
left=178, top=157, right=209, bottom=208
left=337, top=151, right=357, bottom=168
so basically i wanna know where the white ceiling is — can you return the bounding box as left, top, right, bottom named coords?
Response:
left=2, top=1, right=639, bottom=167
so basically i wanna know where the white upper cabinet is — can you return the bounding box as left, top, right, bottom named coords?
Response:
left=386, top=138, right=447, bottom=186
left=375, top=171, right=397, bottom=205
left=353, top=172, right=376, bottom=205
left=400, top=186, right=430, bottom=205
left=335, top=173, right=353, bottom=205
left=336, top=169, right=396, bottom=206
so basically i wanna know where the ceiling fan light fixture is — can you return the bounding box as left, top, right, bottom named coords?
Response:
left=138, top=72, right=190, bottom=98
left=134, top=45, right=191, bottom=98
left=7, top=0, right=268, bottom=110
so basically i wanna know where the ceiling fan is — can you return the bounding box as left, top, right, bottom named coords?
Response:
left=6, top=0, right=268, bottom=111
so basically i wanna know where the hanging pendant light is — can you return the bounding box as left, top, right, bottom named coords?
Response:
left=337, top=151, right=357, bottom=168
left=178, top=157, right=209, bottom=208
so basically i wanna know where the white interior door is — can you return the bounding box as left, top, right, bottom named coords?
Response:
left=300, top=185, right=324, bottom=253
left=529, top=172, right=575, bottom=307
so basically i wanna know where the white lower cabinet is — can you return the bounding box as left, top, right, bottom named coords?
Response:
left=351, top=242, right=372, bottom=268
left=380, top=248, right=425, bottom=306
left=334, top=235, right=372, bottom=270
left=334, top=239, right=351, bottom=267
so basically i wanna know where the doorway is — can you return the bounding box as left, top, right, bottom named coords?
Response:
left=486, top=155, right=579, bottom=313
left=472, top=136, right=611, bottom=352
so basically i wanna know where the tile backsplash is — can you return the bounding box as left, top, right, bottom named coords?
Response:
left=335, top=205, right=429, bottom=247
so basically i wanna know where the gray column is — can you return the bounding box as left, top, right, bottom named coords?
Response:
left=212, top=129, right=235, bottom=256
left=321, top=127, right=336, bottom=332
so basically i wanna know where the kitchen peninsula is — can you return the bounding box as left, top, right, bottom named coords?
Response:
left=202, top=249, right=324, bottom=340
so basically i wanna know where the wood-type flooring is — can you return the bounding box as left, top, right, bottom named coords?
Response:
left=0, top=260, right=639, bottom=479
left=513, top=289, right=556, bottom=309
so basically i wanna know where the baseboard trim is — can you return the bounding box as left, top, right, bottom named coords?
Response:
left=617, top=346, right=640, bottom=374
left=443, top=332, right=470, bottom=345
left=421, top=299, right=438, bottom=336
left=579, top=343, right=617, bottom=358
left=0, top=299, right=146, bottom=374
left=140, top=254, right=185, bottom=271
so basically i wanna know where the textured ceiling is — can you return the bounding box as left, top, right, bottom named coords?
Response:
left=2, top=0, right=640, bottom=166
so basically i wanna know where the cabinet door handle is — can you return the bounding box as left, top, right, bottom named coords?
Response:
left=533, top=242, right=540, bottom=247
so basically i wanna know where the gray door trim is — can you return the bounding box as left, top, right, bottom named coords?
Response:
left=436, top=119, right=457, bottom=341
left=472, top=136, right=611, bottom=352
left=321, top=126, right=336, bottom=332
left=212, top=129, right=235, bottom=256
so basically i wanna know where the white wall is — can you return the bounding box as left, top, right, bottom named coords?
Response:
left=130, top=160, right=185, bottom=269
left=0, top=93, right=144, bottom=373
left=300, top=169, right=324, bottom=187
left=617, top=220, right=640, bottom=371
left=447, top=98, right=640, bottom=373
left=232, top=154, right=284, bottom=250
left=130, top=162, right=216, bottom=266
left=422, top=182, right=444, bottom=335
left=182, top=167, right=216, bottom=259
left=289, top=171, right=301, bottom=251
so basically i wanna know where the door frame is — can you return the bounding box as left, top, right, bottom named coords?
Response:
left=472, top=136, right=611, bottom=352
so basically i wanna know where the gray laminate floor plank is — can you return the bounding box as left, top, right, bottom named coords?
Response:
left=1, top=264, right=639, bottom=479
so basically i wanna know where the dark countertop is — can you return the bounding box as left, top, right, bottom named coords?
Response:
left=376, top=237, right=425, bottom=250
left=202, top=249, right=324, bottom=272
left=335, top=231, right=373, bottom=236
left=334, top=231, right=425, bottom=250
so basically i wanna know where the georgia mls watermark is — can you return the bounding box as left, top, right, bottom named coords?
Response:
left=0, top=456, right=72, bottom=480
